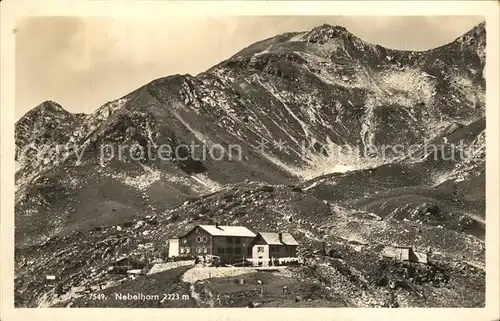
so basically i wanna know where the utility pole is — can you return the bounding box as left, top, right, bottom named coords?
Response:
left=243, top=243, right=246, bottom=267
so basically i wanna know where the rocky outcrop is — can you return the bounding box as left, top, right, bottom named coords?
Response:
left=14, top=22, right=486, bottom=307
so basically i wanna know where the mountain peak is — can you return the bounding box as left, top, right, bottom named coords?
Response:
left=18, top=100, right=69, bottom=122
left=314, top=23, right=348, bottom=32
left=304, top=24, right=353, bottom=43
left=455, top=21, right=485, bottom=44
left=15, top=100, right=84, bottom=163
left=472, top=21, right=485, bottom=34
left=37, top=100, right=65, bottom=111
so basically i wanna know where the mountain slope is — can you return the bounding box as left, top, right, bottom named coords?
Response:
left=15, top=23, right=485, bottom=247
left=14, top=22, right=486, bottom=308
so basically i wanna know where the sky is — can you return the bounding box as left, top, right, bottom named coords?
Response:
left=15, top=15, right=485, bottom=119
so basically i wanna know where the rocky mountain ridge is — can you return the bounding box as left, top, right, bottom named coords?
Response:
left=14, top=22, right=486, bottom=308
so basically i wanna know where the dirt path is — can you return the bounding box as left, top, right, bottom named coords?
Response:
left=181, top=266, right=255, bottom=283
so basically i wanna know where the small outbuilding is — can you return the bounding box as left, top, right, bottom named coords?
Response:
left=108, top=256, right=146, bottom=274
left=382, top=246, right=428, bottom=264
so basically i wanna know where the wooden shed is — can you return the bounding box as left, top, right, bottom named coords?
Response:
left=108, top=257, right=145, bottom=274
left=382, top=246, right=428, bottom=264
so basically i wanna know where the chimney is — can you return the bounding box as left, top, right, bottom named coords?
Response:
left=278, top=232, right=283, bottom=243
left=215, top=222, right=221, bottom=229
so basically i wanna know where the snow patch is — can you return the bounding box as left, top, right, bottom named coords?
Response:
left=253, top=45, right=272, bottom=57
left=190, top=174, right=221, bottom=192
left=110, top=165, right=161, bottom=191
left=171, top=110, right=213, bottom=145
left=291, top=141, right=385, bottom=180
left=258, top=80, right=310, bottom=138
left=378, top=69, right=436, bottom=106
left=289, top=32, right=307, bottom=41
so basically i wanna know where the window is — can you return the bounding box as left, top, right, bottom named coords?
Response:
left=227, top=237, right=233, bottom=244
left=226, top=247, right=233, bottom=254
left=235, top=248, right=241, bottom=254
left=235, top=237, right=241, bottom=244
left=182, top=238, right=187, bottom=244
left=186, top=248, right=191, bottom=254
left=196, top=248, right=202, bottom=254
left=257, top=246, right=264, bottom=253
left=180, top=248, right=186, bottom=254
left=203, top=247, right=208, bottom=254
left=217, top=247, right=225, bottom=254
left=197, top=236, right=208, bottom=243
